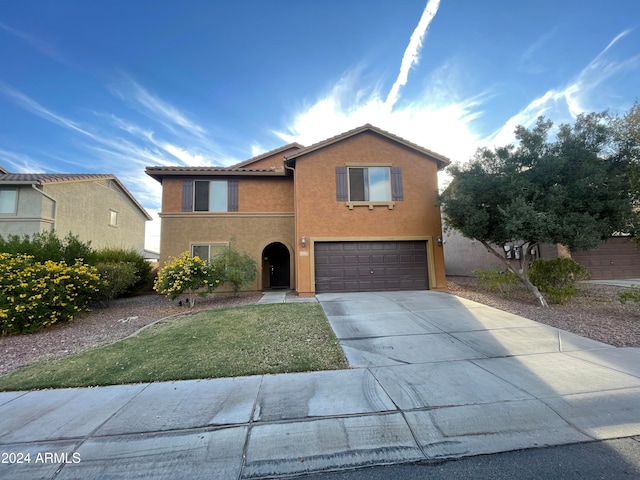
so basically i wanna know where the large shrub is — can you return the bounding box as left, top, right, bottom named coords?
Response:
left=92, top=248, right=153, bottom=295
left=529, top=257, right=590, bottom=304
left=0, top=231, right=93, bottom=264
left=212, top=244, right=258, bottom=294
left=154, top=252, right=221, bottom=306
left=0, top=253, right=101, bottom=334
left=95, top=262, right=139, bottom=304
left=473, top=267, right=520, bottom=296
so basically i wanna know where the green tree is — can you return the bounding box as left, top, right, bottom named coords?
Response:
left=212, top=244, right=258, bottom=294
left=614, top=101, right=640, bottom=228
left=440, top=113, right=635, bottom=307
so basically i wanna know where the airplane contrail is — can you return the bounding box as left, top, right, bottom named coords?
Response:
left=385, top=0, right=441, bottom=109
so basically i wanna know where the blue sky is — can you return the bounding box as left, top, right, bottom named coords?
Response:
left=1, top=1, right=638, bottom=251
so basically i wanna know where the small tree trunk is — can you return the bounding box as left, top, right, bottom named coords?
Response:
left=479, top=240, right=549, bottom=307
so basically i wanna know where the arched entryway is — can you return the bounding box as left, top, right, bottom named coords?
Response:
left=262, top=242, right=290, bottom=289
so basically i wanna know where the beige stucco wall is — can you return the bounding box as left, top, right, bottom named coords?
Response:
left=292, top=131, right=447, bottom=294
left=443, top=228, right=566, bottom=276
left=43, top=180, right=147, bottom=253
left=158, top=213, right=295, bottom=292
left=0, top=185, right=54, bottom=237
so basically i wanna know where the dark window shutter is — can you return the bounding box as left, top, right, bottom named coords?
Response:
left=194, top=181, right=210, bottom=211
left=391, top=166, right=404, bottom=201
left=228, top=180, right=238, bottom=212
left=182, top=180, right=194, bottom=211
left=336, top=167, right=347, bottom=201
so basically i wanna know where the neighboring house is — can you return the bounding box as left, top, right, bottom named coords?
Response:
left=146, top=124, right=449, bottom=295
left=0, top=168, right=152, bottom=253
left=444, top=227, right=640, bottom=280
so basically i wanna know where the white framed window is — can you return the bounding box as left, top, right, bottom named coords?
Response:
left=191, top=243, right=227, bottom=262
left=109, top=210, right=119, bottom=226
left=194, top=181, right=227, bottom=212
left=348, top=167, right=391, bottom=202
left=0, top=189, right=17, bottom=214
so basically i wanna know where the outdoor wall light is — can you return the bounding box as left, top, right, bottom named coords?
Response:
left=436, top=236, right=443, bottom=246
left=301, top=236, right=307, bottom=248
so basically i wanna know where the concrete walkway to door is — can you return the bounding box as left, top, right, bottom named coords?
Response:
left=317, top=290, right=640, bottom=459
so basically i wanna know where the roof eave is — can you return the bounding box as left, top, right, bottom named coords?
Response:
left=145, top=168, right=289, bottom=183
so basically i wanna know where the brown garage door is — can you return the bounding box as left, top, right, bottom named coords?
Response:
left=572, top=237, right=640, bottom=280
left=314, top=241, right=429, bottom=293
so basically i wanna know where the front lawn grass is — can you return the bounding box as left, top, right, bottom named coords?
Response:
left=0, top=303, right=349, bottom=391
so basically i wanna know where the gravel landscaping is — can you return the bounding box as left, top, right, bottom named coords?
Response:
left=447, top=276, right=640, bottom=348
left=2, top=278, right=639, bottom=377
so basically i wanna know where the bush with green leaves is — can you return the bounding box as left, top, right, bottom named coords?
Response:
left=154, top=252, right=221, bottom=306
left=95, top=262, right=139, bottom=304
left=0, top=231, right=93, bottom=264
left=92, top=248, right=153, bottom=294
left=0, top=253, right=101, bottom=334
left=528, top=257, right=590, bottom=304
left=619, top=286, right=640, bottom=305
left=473, top=267, right=520, bottom=295
left=212, top=244, right=258, bottom=294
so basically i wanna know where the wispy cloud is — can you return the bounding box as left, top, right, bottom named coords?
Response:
left=109, top=77, right=207, bottom=138
left=0, top=21, right=70, bottom=65
left=488, top=29, right=640, bottom=146
left=0, top=83, right=98, bottom=140
left=518, top=27, right=557, bottom=74
left=385, top=0, right=441, bottom=109
left=0, top=148, right=50, bottom=173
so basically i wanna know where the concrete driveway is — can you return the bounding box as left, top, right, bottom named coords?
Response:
left=1, top=290, right=639, bottom=479
left=318, top=290, right=640, bottom=458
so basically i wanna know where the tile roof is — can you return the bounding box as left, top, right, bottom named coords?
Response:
left=0, top=173, right=117, bottom=183
left=145, top=165, right=288, bottom=182
left=229, top=143, right=304, bottom=168
left=0, top=172, right=152, bottom=220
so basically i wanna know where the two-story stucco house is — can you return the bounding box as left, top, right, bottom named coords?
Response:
left=0, top=167, right=151, bottom=253
left=146, top=124, right=449, bottom=295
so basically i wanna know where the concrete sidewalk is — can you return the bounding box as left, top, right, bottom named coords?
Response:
left=1, top=291, right=639, bottom=479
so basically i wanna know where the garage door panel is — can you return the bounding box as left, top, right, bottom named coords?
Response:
left=314, top=241, right=429, bottom=293
left=572, top=238, right=640, bottom=280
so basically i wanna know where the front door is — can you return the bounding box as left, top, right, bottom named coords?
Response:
left=262, top=242, right=290, bottom=289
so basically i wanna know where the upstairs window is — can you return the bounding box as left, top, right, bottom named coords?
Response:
left=195, top=181, right=227, bottom=212
left=109, top=210, right=119, bottom=226
left=348, top=167, right=391, bottom=202
left=0, top=189, right=17, bottom=214
left=183, top=180, right=238, bottom=212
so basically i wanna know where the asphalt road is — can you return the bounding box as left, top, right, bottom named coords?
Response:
left=299, top=439, right=640, bottom=480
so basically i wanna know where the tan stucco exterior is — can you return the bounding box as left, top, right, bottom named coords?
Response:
left=149, top=124, right=448, bottom=294
left=0, top=177, right=149, bottom=253
left=290, top=131, right=446, bottom=294
left=43, top=180, right=148, bottom=252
